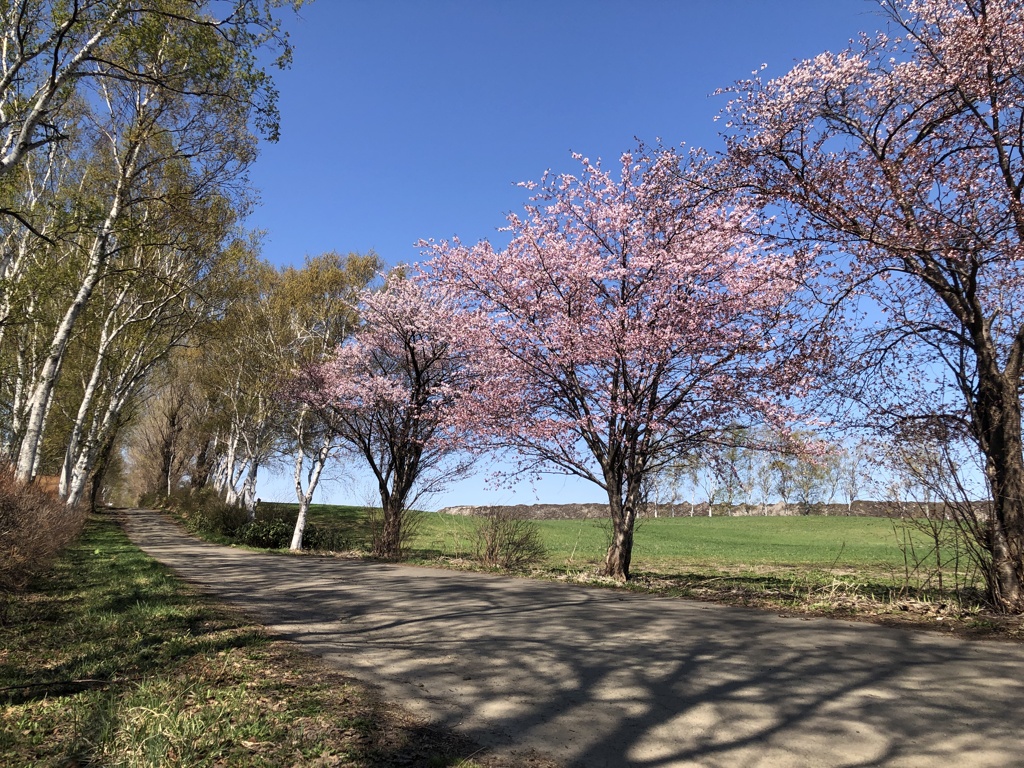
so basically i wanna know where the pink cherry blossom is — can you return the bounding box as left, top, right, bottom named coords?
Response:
left=297, top=273, right=470, bottom=559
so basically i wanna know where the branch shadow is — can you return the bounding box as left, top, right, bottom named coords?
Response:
left=125, top=510, right=1024, bottom=768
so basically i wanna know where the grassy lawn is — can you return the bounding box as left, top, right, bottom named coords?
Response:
left=300, top=505, right=952, bottom=583
left=297, top=504, right=906, bottom=566
left=409, top=513, right=911, bottom=573
left=0, top=512, right=538, bottom=768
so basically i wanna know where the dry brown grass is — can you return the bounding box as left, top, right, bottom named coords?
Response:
left=0, top=464, right=85, bottom=616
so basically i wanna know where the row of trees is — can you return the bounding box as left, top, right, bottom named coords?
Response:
left=286, top=0, right=1024, bottom=613
left=117, top=251, right=379, bottom=517
left=0, top=1, right=302, bottom=511
left=650, top=436, right=874, bottom=517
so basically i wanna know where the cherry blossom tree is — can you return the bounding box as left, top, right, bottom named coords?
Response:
left=423, top=148, right=812, bottom=580
left=298, top=273, right=470, bottom=560
left=721, top=0, right=1024, bottom=611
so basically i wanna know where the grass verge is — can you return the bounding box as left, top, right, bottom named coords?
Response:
left=282, top=505, right=1024, bottom=642
left=174, top=501, right=1024, bottom=641
left=0, top=512, right=558, bottom=768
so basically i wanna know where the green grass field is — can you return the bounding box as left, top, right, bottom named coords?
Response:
left=287, top=503, right=961, bottom=582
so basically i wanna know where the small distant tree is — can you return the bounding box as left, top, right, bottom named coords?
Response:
left=698, top=460, right=723, bottom=518
left=753, top=446, right=777, bottom=515
left=840, top=440, right=872, bottom=515
left=714, top=430, right=756, bottom=515
left=645, top=452, right=702, bottom=517
left=821, top=451, right=843, bottom=508
left=792, top=456, right=827, bottom=516
left=773, top=454, right=796, bottom=509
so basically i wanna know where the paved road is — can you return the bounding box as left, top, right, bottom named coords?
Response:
left=122, top=509, right=1024, bottom=768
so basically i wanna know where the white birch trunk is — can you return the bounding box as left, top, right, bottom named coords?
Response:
left=241, top=457, right=260, bottom=517
left=63, top=371, right=135, bottom=508
left=290, top=418, right=334, bottom=550
left=61, top=340, right=146, bottom=506
left=3, top=263, right=40, bottom=458
left=214, top=429, right=240, bottom=497
left=211, top=454, right=229, bottom=495
left=223, top=450, right=248, bottom=507
left=14, top=143, right=136, bottom=482
left=59, top=285, right=131, bottom=498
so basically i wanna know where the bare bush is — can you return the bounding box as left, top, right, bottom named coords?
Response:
left=882, top=438, right=992, bottom=606
left=473, top=509, right=547, bottom=570
left=0, top=465, right=85, bottom=616
left=368, top=504, right=423, bottom=560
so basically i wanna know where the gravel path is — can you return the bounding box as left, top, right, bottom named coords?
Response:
left=122, top=509, right=1024, bottom=768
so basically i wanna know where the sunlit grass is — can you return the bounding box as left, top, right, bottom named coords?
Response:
left=188, top=503, right=1019, bottom=637
left=0, top=513, right=498, bottom=767
left=302, top=504, right=938, bottom=576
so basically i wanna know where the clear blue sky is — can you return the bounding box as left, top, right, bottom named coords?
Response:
left=250, top=0, right=884, bottom=508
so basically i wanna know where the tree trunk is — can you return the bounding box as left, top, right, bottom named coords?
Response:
left=291, top=497, right=310, bottom=551
left=975, top=373, right=1024, bottom=612
left=603, top=485, right=638, bottom=580
left=290, top=426, right=332, bottom=551
left=212, top=431, right=239, bottom=497
left=157, top=423, right=176, bottom=498
left=191, top=437, right=214, bottom=489
left=375, top=497, right=403, bottom=560
left=241, top=458, right=260, bottom=518
left=64, top=380, right=134, bottom=509
left=14, top=149, right=133, bottom=483
left=89, top=429, right=120, bottom=511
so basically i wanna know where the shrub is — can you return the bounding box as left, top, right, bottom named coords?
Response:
left=252, top=501, right=294, bottom=523
left=0, top=465, right=85, bottom=618
left=167, top=488, right=249, bottom=538
left=235, top=519, right=293, bottom=549
left=302, top=524, right=349, bottom=552
left=233, top=518, right=350, bottom=552
left=137, top=489, right=165, bottom=509
left=473, top=509, right=547, bottom=570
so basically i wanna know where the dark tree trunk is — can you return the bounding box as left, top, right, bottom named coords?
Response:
left=604, top=507, right=635, bottom=580
left=155, top=412, right=181, bottom=498
left=88, top=431, right=118, bottom=511
left=191, top=437, right=214, bottom=489
left=974, top=372, right=1024, bottom=612
left=603, top=473, right=640, bottom=581
left=375, top=498, right=403, bottom=560
left=368, top=438, right=422, bottom=561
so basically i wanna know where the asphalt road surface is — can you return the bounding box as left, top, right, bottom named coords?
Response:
left=122, top=509, right=1024, bottom=768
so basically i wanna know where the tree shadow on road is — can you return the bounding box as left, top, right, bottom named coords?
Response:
left=126, top=510, right=1024, bottom=768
